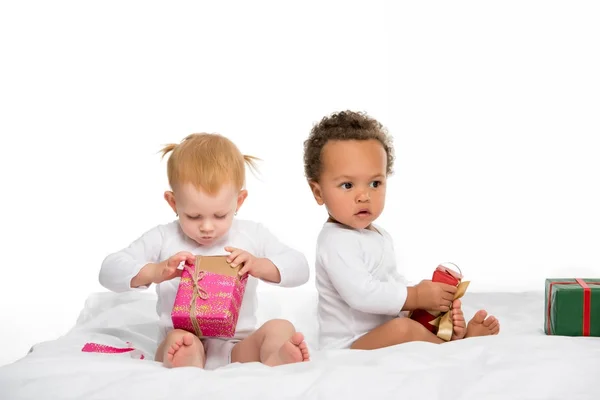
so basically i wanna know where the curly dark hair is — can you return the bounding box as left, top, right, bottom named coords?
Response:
left=303, top=110, right=395, bottom=182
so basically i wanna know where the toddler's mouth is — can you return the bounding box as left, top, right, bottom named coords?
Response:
left=355, top=209, right=371, bottom=217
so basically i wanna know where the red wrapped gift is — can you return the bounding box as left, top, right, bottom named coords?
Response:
left=409, top=263, right=470, bottom=341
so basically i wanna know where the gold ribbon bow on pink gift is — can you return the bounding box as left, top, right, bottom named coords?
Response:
left=429, top=280, right=470, bottom=341
left=183, top=263, right=209, bottom=337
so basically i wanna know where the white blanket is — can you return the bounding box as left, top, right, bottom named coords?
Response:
left=1, top=288, right=599, bottom=400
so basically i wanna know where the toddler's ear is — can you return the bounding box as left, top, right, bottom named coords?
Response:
left=236, top=189, right=248, bottom=211
left=308, top=180, right=324, bottom=205
left=164, top=191, right=177, bottom=214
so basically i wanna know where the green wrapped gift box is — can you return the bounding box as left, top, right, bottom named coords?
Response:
left=545, top=278, right=600, bottom=337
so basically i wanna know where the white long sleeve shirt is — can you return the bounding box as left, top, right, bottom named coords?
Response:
left=99, top=219, right=309, bottom=342
left=315, top=222, right=409, bottom=350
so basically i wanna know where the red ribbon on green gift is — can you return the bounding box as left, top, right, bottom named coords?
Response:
left=546, top=278, right=598, bottom=336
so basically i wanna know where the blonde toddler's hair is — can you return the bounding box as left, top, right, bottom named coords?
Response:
left=160, top=133, right=259, bottom=194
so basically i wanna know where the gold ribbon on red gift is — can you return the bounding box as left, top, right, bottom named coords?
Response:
left=183, top=261, right=209, bottom=338
left=546, top=278, right=599, bottom=336
left=429, top=280, right=471, bottom=341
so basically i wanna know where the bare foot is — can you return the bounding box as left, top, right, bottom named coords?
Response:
left=450, top=299, right=467, bottom=340
left=264, top=332, right=310, bottom=367
left=465, top=310, right=500, bottom=338
left=165, top=333, right=205, bottom=368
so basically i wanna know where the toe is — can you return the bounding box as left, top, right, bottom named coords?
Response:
left=290, top=332, right=304, bottom=346
left=471, top=310, right=488, bottom=324
left=301, top=346, right=310, bottom=360
left=182, top=334, right=194, bottom=346
left=489, top=320, right=500, bottom=332
left=482, top=316, right=496, bottom=327
left=452, top=299, right=462, bottom=309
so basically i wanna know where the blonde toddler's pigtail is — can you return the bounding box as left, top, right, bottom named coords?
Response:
left=243, top=154, right=262, bottom=178
left=159, top=143, right=178, bottom=159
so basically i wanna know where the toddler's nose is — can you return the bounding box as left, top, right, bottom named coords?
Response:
left=356, top=191, right=370, bottom=203
left=200, top=220, right=214, bottom=232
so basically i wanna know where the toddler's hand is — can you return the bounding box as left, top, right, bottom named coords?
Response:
left=415, top=280, right=457, bottom=312
left=152, top=251, right=195, bottom=284
left=225, top=247, right=261, bottom=278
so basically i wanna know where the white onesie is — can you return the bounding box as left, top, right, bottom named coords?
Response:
left=315, top=222, right=409, bottom=350
left=99, top=218, right=309, bottom=368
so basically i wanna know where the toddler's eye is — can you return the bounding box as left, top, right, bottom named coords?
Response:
left=370, top=180, right=382, bottom=188
left=340, top=182, right=353, bottom=190
left=215, top=214, right=228, bottom=219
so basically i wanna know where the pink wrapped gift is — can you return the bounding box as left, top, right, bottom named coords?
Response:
left=171, top=255, right=248, bottom=338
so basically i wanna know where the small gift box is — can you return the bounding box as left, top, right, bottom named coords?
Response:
left=544, top=278, right=600, bottom=337
left=171, top=255, right=248, bottom=338
left=409, top=263, right=470, bottom=341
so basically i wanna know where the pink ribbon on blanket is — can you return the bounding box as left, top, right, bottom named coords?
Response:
left=81, top=342, right=145, bottom=359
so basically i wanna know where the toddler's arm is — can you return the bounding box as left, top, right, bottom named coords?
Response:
left=318, top=231, right=407, bottom=316
left=99, top=226, right=164, bottom=292
left=255, top=223, right=310, bottom=288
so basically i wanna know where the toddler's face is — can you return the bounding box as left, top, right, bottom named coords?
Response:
left=309, top=139, right=387, bottom=230
left=166, top=183, right=246, bottom=246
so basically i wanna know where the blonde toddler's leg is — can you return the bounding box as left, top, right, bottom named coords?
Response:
left=230, top=319, right=310, bottom=367
left=155, top=329, right=205, bottom=368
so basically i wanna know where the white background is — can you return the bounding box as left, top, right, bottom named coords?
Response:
left=1, top=1, right=599, bottom=367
